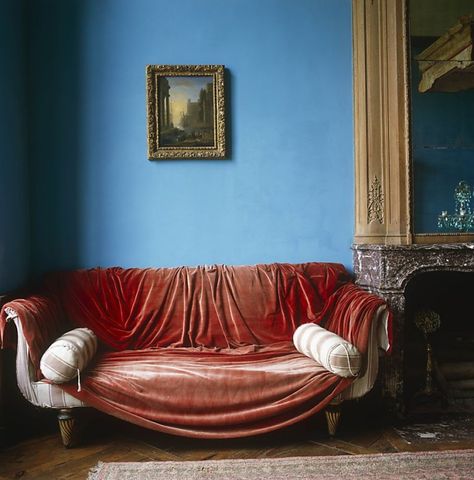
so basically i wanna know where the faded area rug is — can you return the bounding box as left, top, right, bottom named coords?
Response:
left=89, top=449, right=474, bottom=479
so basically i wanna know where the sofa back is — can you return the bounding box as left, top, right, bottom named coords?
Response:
left=46, top=263, right=350, bottom=351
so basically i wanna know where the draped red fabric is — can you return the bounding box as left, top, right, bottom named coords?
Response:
left=44, top=263, right=351, bottom=350
left=0, top=295, right=64, bottom=379
left=0, top=263, right=389, bottom=438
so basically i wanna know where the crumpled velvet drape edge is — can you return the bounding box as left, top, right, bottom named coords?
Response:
left=61, top=367, right=352, bottom=439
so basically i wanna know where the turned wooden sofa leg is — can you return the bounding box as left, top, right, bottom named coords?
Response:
left=57, top=408, right=77, bottom=448
left=325, top=404, right=342, bottom=437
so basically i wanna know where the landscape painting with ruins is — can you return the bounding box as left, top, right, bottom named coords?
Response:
left=147, top=65, right=225, bottom=159
left=158, top=75, right=215, bottom=147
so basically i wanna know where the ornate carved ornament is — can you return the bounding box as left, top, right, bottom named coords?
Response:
left=367, top=176, right=384, bottom=224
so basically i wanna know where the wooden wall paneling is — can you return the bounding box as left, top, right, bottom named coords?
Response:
left=353, top=0, right=412, bottom=245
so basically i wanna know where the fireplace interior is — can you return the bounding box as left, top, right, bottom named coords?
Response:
left=404, top=271, right=474, bottom=412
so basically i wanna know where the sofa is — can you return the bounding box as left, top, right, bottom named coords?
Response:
left=0, top=262, right=391, bottom=447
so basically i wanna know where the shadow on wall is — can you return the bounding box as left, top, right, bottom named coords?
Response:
left=28, top=7, right=237, bottom=277
left=29, top=2, right=83, bottom=276
left=0, top=0, right=29, bottom=292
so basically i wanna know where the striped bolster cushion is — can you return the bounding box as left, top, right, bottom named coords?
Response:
left=293, top=323, right=361, bottom=378
left=40, top=328, right=98, bottom=383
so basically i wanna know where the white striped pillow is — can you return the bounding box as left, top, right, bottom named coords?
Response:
left=40, top=328, right=98, bottom=384
left=293, top=323, right=361, bottom=378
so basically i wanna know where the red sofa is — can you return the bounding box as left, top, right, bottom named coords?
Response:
left=1, top=262, right=391, bottom=447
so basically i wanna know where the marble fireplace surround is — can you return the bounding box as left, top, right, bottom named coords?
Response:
left=353, top=243, right=474, bottom=412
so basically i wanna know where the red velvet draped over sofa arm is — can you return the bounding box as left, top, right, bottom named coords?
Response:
left=0, top=295, right=65, bottom=380
left=322, top=283, right=392, bottom=356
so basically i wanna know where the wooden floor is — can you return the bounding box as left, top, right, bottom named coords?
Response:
left=1, top=403, right=474, bottom=480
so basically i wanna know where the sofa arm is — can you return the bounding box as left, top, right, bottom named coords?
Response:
left=1, top=295, right=65, bottom=381
left=315, top=284, right=391, bottom=401
left=320, top=283, right=391, bottom=355
left=338, top=305, right=390, bottom=401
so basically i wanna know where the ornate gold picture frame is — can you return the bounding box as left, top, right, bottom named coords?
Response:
left=146, top=65, right=226, bottom=159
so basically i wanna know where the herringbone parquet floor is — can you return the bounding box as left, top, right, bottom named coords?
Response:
left=1, top=402, right=474, bottom=480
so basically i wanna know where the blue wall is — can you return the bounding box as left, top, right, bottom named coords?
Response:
left=0, top=0, right=30, bottom=292
left=411, top=39, right=474, bottom=233
left=28, top=0, right=354, bottom=274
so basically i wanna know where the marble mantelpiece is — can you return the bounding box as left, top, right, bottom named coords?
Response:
left=352, top=243, right=474, bottom=412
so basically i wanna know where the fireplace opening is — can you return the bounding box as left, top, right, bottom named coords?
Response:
left=404, top=271, right=474, bottom=412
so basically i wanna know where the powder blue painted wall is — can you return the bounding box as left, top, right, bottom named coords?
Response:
left=0, top=0, right=29, bottom=292
left=29, top=0, right=354, bottom=274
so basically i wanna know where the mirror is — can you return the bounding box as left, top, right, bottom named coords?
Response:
left=409, top=0, right=474, bottom=234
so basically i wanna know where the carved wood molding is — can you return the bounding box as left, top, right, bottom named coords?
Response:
left=416, top=16, right=474, bottom=93
left=368, top=176, right=384, bottom=224
left=353, top=0, right=411, bottom=245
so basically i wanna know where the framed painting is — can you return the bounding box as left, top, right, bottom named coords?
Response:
left=146, top=64, right=226, bottom=159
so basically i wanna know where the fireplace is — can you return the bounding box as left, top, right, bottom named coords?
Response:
left=405, top=271, right=474, bottom=411
left=353, top=243, right=474, bottom=413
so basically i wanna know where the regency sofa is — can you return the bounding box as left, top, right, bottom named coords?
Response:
left=0, top=262, right=391, bottom=447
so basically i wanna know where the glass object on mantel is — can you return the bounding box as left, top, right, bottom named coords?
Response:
left=438, top=181, right=474, bottom=232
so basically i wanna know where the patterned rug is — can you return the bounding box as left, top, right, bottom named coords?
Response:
left=89, top=449, right=474, bottom=479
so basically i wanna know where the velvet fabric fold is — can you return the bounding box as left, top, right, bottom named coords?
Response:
left=1, top=262, right=389, bottom=438
left=45, top=263, right=351, bottom=351
left=62, top=345, right=352, bottom=438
